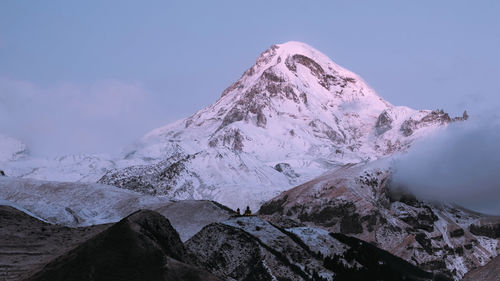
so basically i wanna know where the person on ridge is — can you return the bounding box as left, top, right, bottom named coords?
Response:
left=244, top=206, right=252, bottom=216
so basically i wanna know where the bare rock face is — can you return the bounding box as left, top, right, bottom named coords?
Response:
left=400, top=109, right=452, bottom=137
left=24, top=210, right=221, bottom=281
left=469, top=222, right=500, bottom=239
left=274, top=162, right=300, bottom=179
left=375, top=110, right=393, bottom=135
left=99, top=152, right=194, bottom=196
left=259, top=161, right=500, bottom=280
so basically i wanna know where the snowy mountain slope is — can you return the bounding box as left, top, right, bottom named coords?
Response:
left=2, top=153, right=116, bottom=182
left=259, top=159, right=500, bottom=280
left=0, top=177, right=233, bottom=241
left=0, top=134, right=122, bottom=182
left=100, top=41, right=463, bottom=210
left=0, top=176, right=172, bottom=226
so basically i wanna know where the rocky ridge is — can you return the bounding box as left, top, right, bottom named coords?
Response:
left=259, top=160, right=500, bottom=280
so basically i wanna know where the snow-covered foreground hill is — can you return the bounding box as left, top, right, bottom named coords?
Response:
left=1, top=153, right=116, bottom=182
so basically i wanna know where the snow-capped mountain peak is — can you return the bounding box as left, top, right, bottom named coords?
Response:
left=0, top=41, right=463, bottom=210
left=224, top=41, right=388, bottom=107
left=135, top=42, right=451, bottom=164
left=98, top=41, right=462, bottom=210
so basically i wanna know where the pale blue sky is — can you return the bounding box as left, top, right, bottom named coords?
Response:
left=1, top=0, right=499, bottom=155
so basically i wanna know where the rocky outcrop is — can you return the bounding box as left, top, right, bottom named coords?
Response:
left=469, top=222, right=500, bottom=239
left=375, top=110, right=393, bottom=135
left=400, top=109, right=453, bottom=137
left=98, top=152, right=194, bottom=196
left=273, top=163, right=300, bottom=178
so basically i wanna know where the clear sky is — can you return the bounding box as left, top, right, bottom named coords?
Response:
left=1, top=0, right=499, bottom=156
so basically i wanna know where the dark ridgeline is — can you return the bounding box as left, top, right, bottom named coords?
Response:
left=23, top=210, right=221, bottom=281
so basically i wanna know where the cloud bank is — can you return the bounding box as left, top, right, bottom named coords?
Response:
left=0, top=78, right=166, bottom=157
left=392, top=115, right=500, bottom=215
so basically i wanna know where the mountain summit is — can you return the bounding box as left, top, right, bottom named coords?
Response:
left=128, top=41, right=451, bottom=163
left=99, top=41, right=458, bottom=209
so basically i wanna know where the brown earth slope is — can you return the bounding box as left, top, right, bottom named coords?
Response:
left=0, top=205, right=109, bottom=281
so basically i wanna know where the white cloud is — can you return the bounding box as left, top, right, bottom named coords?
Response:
left=392, top=116, right=500, bottom=215
left=0, top=77, right=165, bottom=156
